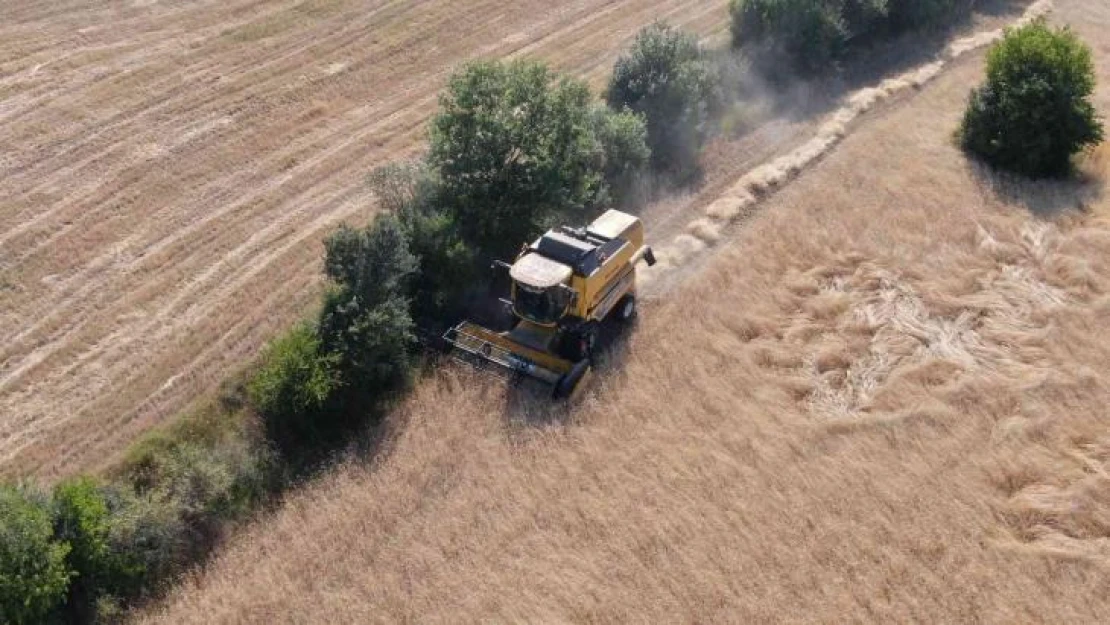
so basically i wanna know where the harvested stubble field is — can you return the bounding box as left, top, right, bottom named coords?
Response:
left=141, top=1, right=1110, bottom=622
left=1, top=0, right=745, bottom=479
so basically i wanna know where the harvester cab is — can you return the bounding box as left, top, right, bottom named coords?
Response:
left=444, top=209, right=656, bottom=399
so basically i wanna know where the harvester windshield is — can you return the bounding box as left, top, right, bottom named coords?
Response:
left=514, top=283, right=570, bottom=325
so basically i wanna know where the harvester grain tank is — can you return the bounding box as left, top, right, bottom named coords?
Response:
left=444, top=209, right=656, bottom=398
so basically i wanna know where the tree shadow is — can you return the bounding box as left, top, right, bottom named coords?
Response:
left=975, top=0, right=1029, bottom=18
left=968, top=156, right=1106, bottom=218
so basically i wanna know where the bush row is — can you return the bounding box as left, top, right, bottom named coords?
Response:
left=1, top=397, right=274, bottom=624
left=729, top=0, right=973, bottom=72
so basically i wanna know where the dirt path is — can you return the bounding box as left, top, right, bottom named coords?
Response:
left=0, top=0, right=731, bottom=478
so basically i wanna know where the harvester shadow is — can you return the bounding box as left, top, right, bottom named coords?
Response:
left=500, top=315, right=637, bottom=428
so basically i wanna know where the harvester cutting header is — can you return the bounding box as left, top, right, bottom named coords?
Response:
left=444, top=209, right=656, bottom=398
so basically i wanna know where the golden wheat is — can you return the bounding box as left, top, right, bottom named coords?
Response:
left=140, top=2, right=1110, bottom=622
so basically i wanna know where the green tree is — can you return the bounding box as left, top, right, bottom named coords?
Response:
left=590, top=105, right=651, bottom=204
left=249, top=324, right=339, bottom=429
left=429, top=60, right=607, bottom=259
left=607, top=23, right=719, bottom=179
left=319, top=214, right=417, bottom=407
left=52, top=477, right=113, bottom=619
left=0, top=485, right=71, bottom=624
left=960, top=19, right=1104, bottom=178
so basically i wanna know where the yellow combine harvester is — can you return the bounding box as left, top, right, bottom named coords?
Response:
left=444, top=209, right=656, bottom=398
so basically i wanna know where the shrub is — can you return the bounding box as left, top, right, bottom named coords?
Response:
left=319, top=214, right=417, bottom=410
left=0, top=485, right=71, bottom=624
left=368, top=163, right=475, bottom=327
left=607, top=22, right=719, bottom=179
left=111, top=400, right=276, bottom=593
left=248, top=324, right=340, bottom=446
left=323, top=215, right=417, bottom=306
left=730, top=0, right=848, bottom=72
left=590, top=105, right=651, bottom=204
left=52, top=478, right=114, bottom=619
left=960, top=20, right=1104, bottom=178
left=730, top=0, right=972, bottom=71
left=366, top=161, right=427, bottom=216
left=318, top=290, right=414, bottom=402
left=429, top=60, right=609, bottom=260
left=886, top=0, right=969, bottom=33
left=397, top=204, right=474, bottom=328
left=128, top=439, right=268, bottom=531
left=99, top=486, right=183, bottom=598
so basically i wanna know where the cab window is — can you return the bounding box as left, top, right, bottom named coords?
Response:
left=514, top=284, right=569, bottom=325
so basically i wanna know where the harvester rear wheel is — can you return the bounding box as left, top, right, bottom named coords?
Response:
left=615, top=295, right=636, bottom=322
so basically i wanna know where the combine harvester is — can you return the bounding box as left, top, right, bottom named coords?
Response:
left=444, top=210, right=656, bottom=399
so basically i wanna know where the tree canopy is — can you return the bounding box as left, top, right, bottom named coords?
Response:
left=429, top=60, right=646, bottom=259
left=960, top=20, right=1103, bottom=178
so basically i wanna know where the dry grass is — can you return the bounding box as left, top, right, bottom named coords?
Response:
left=141, top=1, right=1110, bottom=622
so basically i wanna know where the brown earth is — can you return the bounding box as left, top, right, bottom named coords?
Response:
left=142, top=0, right=1110, bottom=622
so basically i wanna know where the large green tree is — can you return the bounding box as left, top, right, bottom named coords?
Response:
left=960, top=20, right=1103, bottom=178
left=429, top=60, right=615, bottom=259
left=607, top=22, right=720, bottom=179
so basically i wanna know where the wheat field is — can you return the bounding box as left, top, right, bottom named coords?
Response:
left=0, top=0, right=746, bottom=479
left=140, top=1, right=1110, bottom=622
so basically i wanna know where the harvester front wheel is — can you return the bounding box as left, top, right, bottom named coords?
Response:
left=579, top=322, right=599, bottom=361
left=553, top=359, right=591, bottom=400
left=560, top=322, right=599, bottom=362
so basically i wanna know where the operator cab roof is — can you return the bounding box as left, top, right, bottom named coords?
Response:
left=529, top=227, right=626, bottom=278
left=510, top=253, right=573, bottom=289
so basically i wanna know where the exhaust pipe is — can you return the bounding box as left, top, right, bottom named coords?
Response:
left=631, top=245, right=656, bottom=267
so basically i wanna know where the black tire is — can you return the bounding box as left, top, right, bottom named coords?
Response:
left=553, top=359, right=591, bottom=399
left=559, top=322, right=599, bottom=362
left=615, top=295, right=637, bottom=322
left=579, top=322, right=599, bottom=361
